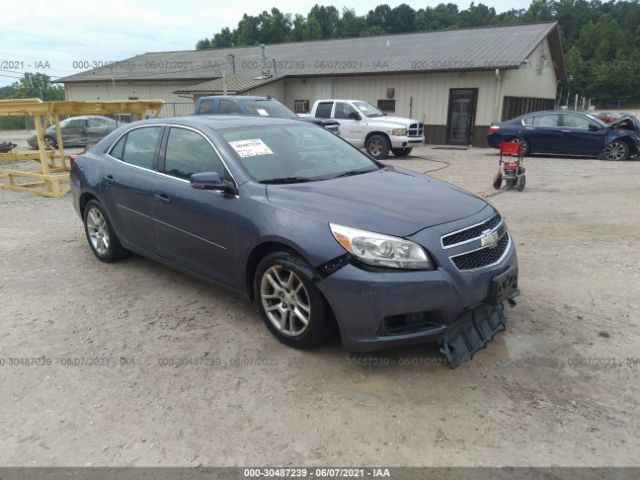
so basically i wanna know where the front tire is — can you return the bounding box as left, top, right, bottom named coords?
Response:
left=391, top=147, right=413, bottom=157
left=604, top=140, right=629, bottom=161
left=254, top=252, right=331, bottom=349
left=83, top=200, right=126, bottom=263
left=366, top=134, right=391, bottom=160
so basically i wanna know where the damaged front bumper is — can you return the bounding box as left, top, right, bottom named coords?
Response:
left=316, top=233, right=519, bottom=366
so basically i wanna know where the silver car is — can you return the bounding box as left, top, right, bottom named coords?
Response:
left=28, top=115, right=119, bottom=149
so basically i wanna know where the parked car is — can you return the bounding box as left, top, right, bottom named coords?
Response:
left=487, top=110, right=640, bottom=161
left=193, top=95, right=340, bottom=135
left=70, top=116, right=518, bottom=365
left=306, top=99, right=425, bottom=159
left=27, top=115, right=119, bottom=149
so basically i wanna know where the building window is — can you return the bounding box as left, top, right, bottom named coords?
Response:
left=377, top=99, right=396, bottom=113
left=294, top=100, right=310, bottom=114
left=502, top=96, right=555, bottom=121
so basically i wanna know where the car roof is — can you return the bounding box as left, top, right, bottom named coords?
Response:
left=133, top=115, right=302, bottom=130
left=199, top=95, right=271, bottom=101
left=64, top=115, right=114, bottom=120
left=521, top=110, right=587, bottom=116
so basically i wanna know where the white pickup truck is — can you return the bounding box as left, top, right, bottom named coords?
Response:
left=305, top=99, right=425, bottom=159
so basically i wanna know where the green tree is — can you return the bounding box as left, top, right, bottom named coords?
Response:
left=389, top=4, right=416, bottom=33
left=234, top=14, right=261, bottom=45
left=303, top=16, right=322, bottom=40
left=309, top=5, right=339, bottom=39
left=335, top=8, right=366, bottom=38
left=213, top=27, right=234, bottom=48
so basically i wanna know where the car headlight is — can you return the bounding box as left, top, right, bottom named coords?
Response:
left=390, top=128, right=406, bottom=136
left=330, top=223, right=434, bottom=270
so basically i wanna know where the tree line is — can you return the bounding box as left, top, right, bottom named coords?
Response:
left=195, top=0, right=640, bottom=107
left=0, top=73, right=65, bottom=129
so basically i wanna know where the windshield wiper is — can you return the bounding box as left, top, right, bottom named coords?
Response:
left=333, top=168, right=378, bottom=178
left=260, top=177, right=311, bottom=184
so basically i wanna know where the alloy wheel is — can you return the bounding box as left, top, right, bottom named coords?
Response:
left=44, top=137, right=55, bottom=149
left=604, top=142, right=626, bottom=161
left=260, top=265, right=311, bottom=337
left=86, top=207, right=110, bottom=256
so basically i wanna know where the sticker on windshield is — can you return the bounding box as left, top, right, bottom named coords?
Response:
left=229, top=138, right=274, bottom=158
left=256, top=108, right=270, bottom=117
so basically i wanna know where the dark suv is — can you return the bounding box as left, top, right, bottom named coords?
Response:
left=194, top=95, right=340, bottom=134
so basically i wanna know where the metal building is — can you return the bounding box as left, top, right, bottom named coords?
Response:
left=57, top=22, right=566, bottom=147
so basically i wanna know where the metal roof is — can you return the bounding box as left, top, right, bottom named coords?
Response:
left=57, top=22, right=566, bottom=91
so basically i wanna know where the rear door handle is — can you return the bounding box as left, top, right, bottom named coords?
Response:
left=155, top=193, right=171, bottom=204
left=561, top=129, right=571, bottom=133
left=103, top=175, right=115, bottom=184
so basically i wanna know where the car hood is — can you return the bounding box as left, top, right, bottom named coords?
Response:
left=366, top=116, right=418, bottom=128
left=265, top=167, right=487, bottom=237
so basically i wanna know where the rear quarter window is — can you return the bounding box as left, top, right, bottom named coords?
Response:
left=315, top=102, right=333, bottom=119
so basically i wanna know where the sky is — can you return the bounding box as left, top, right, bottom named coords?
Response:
left=1, top=0, right=531, bottom=87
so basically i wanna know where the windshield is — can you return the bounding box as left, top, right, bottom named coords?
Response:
left=220, top=124, right=378, bottom=182
left=585, top=113, right=607, bottom=128
left=353, top=102, right=384, bottom=118
left=237, top=99, right=297, bottom=119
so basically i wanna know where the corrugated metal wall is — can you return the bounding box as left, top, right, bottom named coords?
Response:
left=64, top=81, right=200, bottom=117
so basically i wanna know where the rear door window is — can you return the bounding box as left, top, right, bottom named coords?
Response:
left=315, top=102, right=334, bottom=119
left=116, top=127, right=162, bottom=169
left=531, top=114, right=559, bottom=127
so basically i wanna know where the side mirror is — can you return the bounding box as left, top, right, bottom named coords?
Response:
left=588, top=124, right=599, bottom=131
left=190, top=171, right=237, bottom=195
left=348, top=111, right=361, bottom=121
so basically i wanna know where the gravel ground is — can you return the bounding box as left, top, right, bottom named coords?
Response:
left=0, top=138, right=639, bottom=467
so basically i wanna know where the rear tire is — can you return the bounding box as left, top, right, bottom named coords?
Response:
left=517, top=138, right=530, bottom=156
left=254, top=251, right=331, bottom=349
left=365, top=134, right=391, bottom=160
left=391, top=147, right=413, bottom=157
left=83, top=200, right=127, bottom=263
left=517, top=175, right=526, bottom=191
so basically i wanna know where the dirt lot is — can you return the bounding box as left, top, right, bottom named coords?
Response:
left=0, top=136, right=639, bottom=467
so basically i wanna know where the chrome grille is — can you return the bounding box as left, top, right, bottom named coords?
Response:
left=451, top=233, right=510, bottom=270
left=442, top=214, right=502, bottom=248
left=408, top=123, right=424, bottom=137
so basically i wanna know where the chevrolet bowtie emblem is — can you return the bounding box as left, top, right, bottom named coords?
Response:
left=480, top=229, right=499, bottom=249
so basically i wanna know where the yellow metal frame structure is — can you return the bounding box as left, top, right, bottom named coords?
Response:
left=0, top=98, right=164, bottom=197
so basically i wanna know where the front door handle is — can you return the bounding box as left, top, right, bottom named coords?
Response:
left=155, top=193, right=171, bottom=204
left=561, top=129, right=571, bottom=133
left=103, top=175, right=115, bottom=184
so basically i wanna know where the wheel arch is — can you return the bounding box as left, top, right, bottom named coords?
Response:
left=245, top=239, right=340, bottom=337
left=615, top=136, right=638, bottom=155
left=365, top=131, right=390, bottom=145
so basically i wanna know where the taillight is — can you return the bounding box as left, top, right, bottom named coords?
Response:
left=69, top=154, right=77, bottom=166
left=489, top=125, right=501, bottom=133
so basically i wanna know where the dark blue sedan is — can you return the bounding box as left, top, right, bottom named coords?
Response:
left=70, top=116, right=518, bottom=365
left=487, top=110, right=640, bottom=161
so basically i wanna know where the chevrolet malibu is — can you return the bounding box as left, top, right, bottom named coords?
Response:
left=70, top=116, right=519, bottom=365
